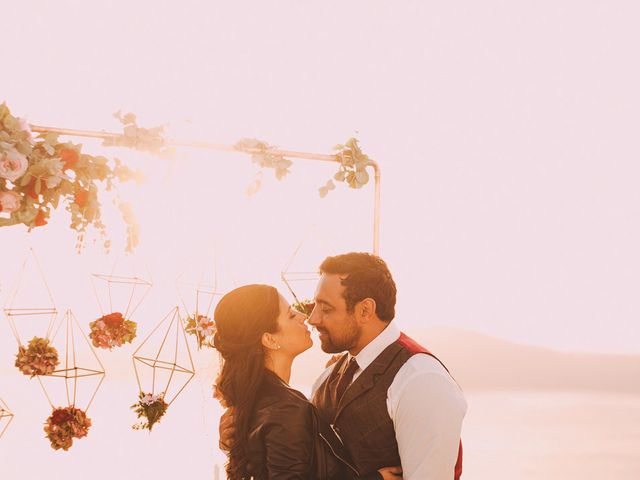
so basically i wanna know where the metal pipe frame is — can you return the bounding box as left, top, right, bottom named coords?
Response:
left=30, top=125, right=381, bottom=254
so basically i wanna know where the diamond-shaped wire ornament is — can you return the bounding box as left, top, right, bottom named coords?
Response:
left=91, top=273, right=152, bottom=318
left=90, top=259, right=152, bottom=349
left=37, top=309, right=106, bottom=412
left=35, top=309, right=105, bottom=451
left=4, top=248, right=57, bottom=348
left=176, top=258, right=222, bottom=350
left=281, top=226, right=336, bottom=310
left=0, top=398, right=14, bottom=440
left=176, top=246, right=238, bottom=352
left=132, top=307, right=195, bottom=408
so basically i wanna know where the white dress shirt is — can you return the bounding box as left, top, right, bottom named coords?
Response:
left=312, top=322, right=467, bottom=480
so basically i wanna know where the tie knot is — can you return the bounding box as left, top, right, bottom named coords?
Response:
left=344, top=357, right=359, bottom=374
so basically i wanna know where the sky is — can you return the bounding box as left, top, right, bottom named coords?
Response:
left=2, top=0, right=639, bottom=359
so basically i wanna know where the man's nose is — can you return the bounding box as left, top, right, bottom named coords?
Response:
left=307, top=309, right=319, bottom=326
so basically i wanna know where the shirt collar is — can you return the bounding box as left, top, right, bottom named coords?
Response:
left=350, top=321, right=401, bottom=372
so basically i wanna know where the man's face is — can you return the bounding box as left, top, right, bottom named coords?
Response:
left=308, top=273, right=360, bottom=353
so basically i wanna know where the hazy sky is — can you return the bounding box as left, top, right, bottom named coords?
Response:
left=2, top=1, right=639, bottom=354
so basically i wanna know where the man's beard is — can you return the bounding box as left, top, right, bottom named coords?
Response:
left=318, top=316, right=359, bottom=353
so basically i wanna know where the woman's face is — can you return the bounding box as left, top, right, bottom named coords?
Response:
left=272, top=294, right=313, bottom=357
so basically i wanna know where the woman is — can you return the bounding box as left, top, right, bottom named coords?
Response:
left=213, top=284, right=402, bottom=480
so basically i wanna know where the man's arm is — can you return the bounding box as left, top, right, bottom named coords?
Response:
left=388, top=358, right=467, bottom=479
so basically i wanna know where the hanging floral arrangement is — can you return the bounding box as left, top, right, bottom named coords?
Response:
left=88, top=312, right=137, bottom=350
left=44, top=406, right=92, bottom=451
left=184, top=314, right=216, bottom=349
left=234, top=136, right=372, bottom=198
left=131, top=392, right=168, bottom=431
left=14, top=336, right=59, bottom=377
left=0, top=103, right=142, bottom=252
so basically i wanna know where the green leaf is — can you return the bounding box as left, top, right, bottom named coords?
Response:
left=355, top=170, right=369, bottom=185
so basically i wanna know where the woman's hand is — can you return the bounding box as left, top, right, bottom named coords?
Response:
left=377, top=466, right=403, bottom=479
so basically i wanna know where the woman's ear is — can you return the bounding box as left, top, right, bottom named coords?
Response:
left=261, top=332, right=280, bottom=350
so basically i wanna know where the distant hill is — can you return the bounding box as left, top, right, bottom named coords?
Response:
left=2, top=327, right=638, bottom=394
left=291, top=327, right=640, bottom=393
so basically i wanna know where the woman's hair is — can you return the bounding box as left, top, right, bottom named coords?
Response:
left=213, top=284, right=280, bottom=479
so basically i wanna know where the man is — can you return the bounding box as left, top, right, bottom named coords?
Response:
left=309, top=253, right=466, bottom=479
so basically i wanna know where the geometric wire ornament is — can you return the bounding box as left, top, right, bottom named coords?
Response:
left=4, top=247, right=57, bottom=347
left=37, top=309, right=105, bottom=451
left=90, top=259, right=152, bottom=350
left=281, top=225, right=336, bottom=308
left=0, top=398, right=14, bottom=440
left=131, top=307, right=195, bottom=431
left=176, top=259, right=221, bottom=350
left=38, top=309, right=106, bottom=412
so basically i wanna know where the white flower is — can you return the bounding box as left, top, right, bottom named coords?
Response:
left=0, top=149, right=28, bottom=182
left=18, top=118, right=32, bottom=135
left=198, top=325, right=215, bottom=337
left=141, top=392, right=164, bottom=406
left=195, top=316, right=216, bottom=337
left=0, top=190, right=22, bottom=213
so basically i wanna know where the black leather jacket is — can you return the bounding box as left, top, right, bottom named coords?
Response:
left=244, top=370, right=382, bottom=480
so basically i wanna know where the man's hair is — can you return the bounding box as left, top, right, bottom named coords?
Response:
left=319, top=252, right=397, bottom=322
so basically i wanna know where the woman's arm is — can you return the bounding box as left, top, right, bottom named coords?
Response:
left=262, top=402, right=314, bottom=479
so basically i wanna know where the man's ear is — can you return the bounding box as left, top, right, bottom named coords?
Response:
left=357, top=298, right=377, bottom=322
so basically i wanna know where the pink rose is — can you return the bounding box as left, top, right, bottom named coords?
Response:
left=0, top=150, right=28, bottom=182
left=0, top=190, right=21, bottom=213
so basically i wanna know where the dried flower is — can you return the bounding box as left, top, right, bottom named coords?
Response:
left=44, top=406, right=91, bottom=451
left=15, top=337, right=59, bottom=377
left=89, top=312, right=137, bottom=350
left=131, top=392, right=168, bottom=431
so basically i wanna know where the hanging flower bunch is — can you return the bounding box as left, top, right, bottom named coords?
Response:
left=89, top=312, right=137, bottom=350
left=102, top=111, right=175, bottom=159
left=44, top=406, right=92, bottom=451
left=292, top=300, right=315, bottom=317
left=184, top=314, right=216, bottom=349
left=233, top=136, right=372, bottom=198
left=131, top=392, right=168, bottom=431
left=14, top=336, right=59, bottom=377
left=234, top=138, right=293, bottom=196
left=320, top=137, right=372, bottom=197
left=0, top=103, right=142, bottom=252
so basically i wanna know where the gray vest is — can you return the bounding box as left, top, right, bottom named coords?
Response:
left=311, top=332, right=463, bottom=478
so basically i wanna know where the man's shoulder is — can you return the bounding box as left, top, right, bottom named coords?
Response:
left=400, top=351, right=453, bottom=377
left=391, top=353, right=465, bottom=403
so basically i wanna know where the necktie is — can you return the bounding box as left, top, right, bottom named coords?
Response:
left=335, top=357, right=359, bottom=404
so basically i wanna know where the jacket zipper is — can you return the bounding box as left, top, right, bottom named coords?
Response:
left=319, top=432, right=359, bottom=477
